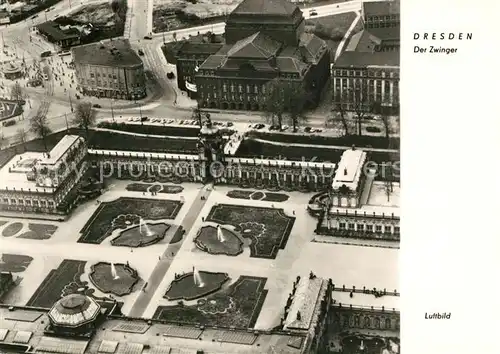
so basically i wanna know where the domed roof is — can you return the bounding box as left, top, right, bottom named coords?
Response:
left=48, top=294, right=101, bottom=328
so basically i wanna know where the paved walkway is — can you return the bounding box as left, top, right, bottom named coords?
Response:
left=128, top=185, right=212, bottom=317
left=334, top=11, right=362, bottom=62
left=252, top=138, right=399, bottom=153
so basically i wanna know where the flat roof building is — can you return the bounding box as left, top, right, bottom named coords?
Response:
left=72, top=39, right=147, bottom=101
left=35, top=21, right=81, bottom=48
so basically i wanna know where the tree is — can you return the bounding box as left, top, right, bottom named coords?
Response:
left=288, top=84, right=308, bottom=132
left=192, top=102, right=209, bottom=128
left=30, top=114, right=51, bottom=152
left=172, top=32, right=177, bottom=42
left=329, top=88, right=351, bottom=136
left=349, top=80, right=370, bottom=136
left=10, top=82, right=24, bottom=102
left=15, top=128, right=27, bottom=152
left=384, top=178, right=394, bottom=202
left=263, top=79, right=286, bottom=130
left=72, top=102, right=97, bottom=140
left=373, top=101, right=392, bottom=141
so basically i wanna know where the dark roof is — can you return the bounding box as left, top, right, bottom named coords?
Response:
left=72, top=39, right=143, bottom=68
left=177, top=42, right=223, bottom=55
left=227, top=32, right=282, bottom=59
left=345, top=30, right=382, bottom=52
left=299, top=33, right=328, bottom=64
left=367, top=26, right=400, bottom=41
left=36, top=21, right=80, bottom=41
left=334, top=51, right=399, bottom=68
left=363, top=0, right=400, bottom=16
left=231, top=0, right=297, bottom=16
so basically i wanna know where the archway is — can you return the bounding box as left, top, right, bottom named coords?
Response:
left=238, top=103, right=244, bottom=110
left=222, top=102, right=229, bottom=110
left=246, top=103, right=251, bottom=110
left=209, top=101, right=217, bottom=109
left=229, top=102, right=236, bottom=110
left=253, top=104, right=259, bottom=111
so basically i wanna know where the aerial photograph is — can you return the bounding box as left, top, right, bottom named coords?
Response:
left=0, top=0, right=400, bottom=352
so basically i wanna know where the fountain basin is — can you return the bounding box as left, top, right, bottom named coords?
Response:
left=89, top=262, right=140, bottom=296
left=164, top=271, right=229, bottom=301
left=111, top=223, right=170, bottom=247
left=194, top=226, right=243, bottom=256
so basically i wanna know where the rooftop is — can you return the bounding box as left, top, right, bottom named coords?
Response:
left=334, top=50, right=399, bottom=68
left=363, top=0, right=400, bottom=16
left=227, top=32, right=282, bottom=59
left=36, top=21, right=81, bottom=41
left=332, top=290, right=400, bottom=311
left=284, top=277, right=324, bottom=330
left=332, top=149, right=367, bottom=191
left=0, top=152, right=53, bottom=192
left=72, top=39, right=143, bottom=68
left=0, top=306, right=307, bottom=354
left=39, top=135, right=83, bottom=166
left=345, top=30, right=382, bottom=52
left=367, top=26, right=401, bottom=41
left=231, top=0, right=298, bottom=16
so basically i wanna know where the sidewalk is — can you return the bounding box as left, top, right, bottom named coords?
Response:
left=252, top=138, right=399, bottom=153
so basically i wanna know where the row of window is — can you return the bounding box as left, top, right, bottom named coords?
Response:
left=3, top=198, right=54, bottom=207
left=337, top=221, right=400, bottom=234
left=342, top=315, right=399, bottom=330
left=366, top=22, right=399, bottom=29
left=90, top=73, right=118, bottom=79
left=365, top=14, right=399, bottom=21
left=334, top=70, right=399, bottom=78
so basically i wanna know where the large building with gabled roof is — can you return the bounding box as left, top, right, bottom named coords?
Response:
left=175, top=0, right=330, bottom=111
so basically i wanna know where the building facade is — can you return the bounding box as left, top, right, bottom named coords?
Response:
left=72, top=39, right=146, bottom=100
left=332, top=0, right=400, bottom=114
left=332, top=304, right=400, bottom=332
left=174, top=0, right=331, bottom=111
left=0, top=135, right=88, bottom=215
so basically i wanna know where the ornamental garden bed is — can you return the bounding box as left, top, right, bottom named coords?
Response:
left=126, top=183, right=184, bottom=194
left=226, top=190, right=290, bottom=203
left=247, top=131, right=400, bottom=150
left=194, top=226, right=244, bottom=256
left=17, top=223, right=58, bottom=240
left=89, top=262, right=140, bottom=296
left=154, top=276, right=267, bottom=329
left=97, top=121, right=201, bottom=137
left=164, top=271, right=229, bottom=301
left=206, top=204, right=295, bottom=259
left=88, top=130, right=198, bottom=154
left=78, top=197, right=182, bottom=244
left=26, top=259, right=87, bottom=308
left=0, top=254, right=33, bottom=273
left=341, top=335, right=388, bottom=354
left=111, top=222, right=170, bottom=247
left=1, top=222, right=23, bottom=237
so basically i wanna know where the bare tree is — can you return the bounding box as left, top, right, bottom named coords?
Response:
left=72, top=102, right=97, bottom=140
left=263, top=79, right=286, bottom=130
left=287, top=84, right=308, bottom=132
left=10, top=82, right=24, bottom=101
left=384, top=178, right=393, bottom=202
left=30, top=114, right=51, bottom=152
left=172, top=32, right=177, bottom=42
left=329, top=88, right=351, bottom=136
left=15, top=128, right=27, bottom=152
left=349, top=80, right=370, bottom=136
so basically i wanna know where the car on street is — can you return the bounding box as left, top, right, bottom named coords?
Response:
left=254, top=123, right=265, bottom=129
left=31, top=14, right=38, bottom=19
left=143, top=35, right=152, bottom=40
left=138, top=49, right=144, bottom=56
left=179, top=120, right=185, bottom=124
left=92, top=104, right=101, bottom=108
left=128, top=117, right=134, bottom=121
left=309, top=10, right=317, bottom=16
left=304, top=126, right=312, bottom=133
left=226, top=122, right=234, bottom=127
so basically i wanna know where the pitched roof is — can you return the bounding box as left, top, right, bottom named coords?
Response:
left=231, top=0, right=297, bottom=16
left=71, top=39, right=143, bottom=68
left=36, top=21, right=80, bottom=41
left=334, top=51, right=400, bottom=68
left=363, top=0, right=400, bottom=16
left=177, top=42, right=223, bottom=55
left=345, top=30, right=382, bottom=52
left=299, top=33, right=327, bottom=64
left=227, top=32, right=282, bottom=59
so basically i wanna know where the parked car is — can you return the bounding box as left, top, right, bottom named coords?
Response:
left=366, top=126, right=382, bottom=133
left=167, top=72, right=175, bottom=79
left=138, top=49, right=144, bottom=56
left=2, top=120, right=15, bottom=127
left=128, top=117, right=134, bottom=121
left=226, top=122, right=234, bottom=127
left=75, top=94, right=80, bottom=99
left=255, top=123, right=265, bottom=129
left=309, top=10, right=317, bottom=16
left=140, top=117, right=149, bottom=122
left=304, top=126, right=312, bottom=133
left=179, top=120, right=185, bottom=125
left=143, top=35, right=152, bottom=40
left=92, top=104, right=101, bottom=108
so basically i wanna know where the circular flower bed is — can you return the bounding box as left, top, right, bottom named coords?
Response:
left=89, top=262, right=140, bottom=296
left=111, top=222, right=170, bottom=247
left=2, top=222, right=23, bottom=237
left=164, top=271, right=229, bottom=301
left=111, top=214, right=141, bottom=230
left=194, top=226, right=244, bottom=256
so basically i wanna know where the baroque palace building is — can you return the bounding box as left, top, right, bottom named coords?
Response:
left=174, top=0, right=331, bottom=110
left=332, top=0, right=400, bottom=114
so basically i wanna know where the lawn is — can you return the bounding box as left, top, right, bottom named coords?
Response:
left=88, top=130, right=198, bottom=154
left=78, top=197, right=182, bottom=244
left=226, top=190, right=290, bottom=203
left=164, top=271, right=229, bottom=301
left=1, top=222, right=23, bottom=237
left=97, top=122, right=201, bottom=137
left=126, top=183, right=184, bottom=194
left=154, top=276, right=267, bottom=329
left=89, top=262, right=140, bottom=296
left=207, top=204, right=295, bottom=259
left=0, top=254, right=33, bottom=273
left=194, top=225, right=244, bottom=256
left=26, top=259, right=87, bottom=308
left=305, top=12, right=360, bottom=60
left=111, top=222, right=170, bottom=247
left=17, top=223, right=58, bottom=240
